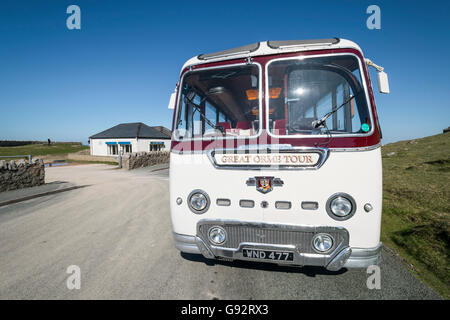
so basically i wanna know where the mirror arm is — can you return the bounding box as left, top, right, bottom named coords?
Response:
left=366, top=58, right=390, bottom=94
left=365, top=58, right=384, bottom=72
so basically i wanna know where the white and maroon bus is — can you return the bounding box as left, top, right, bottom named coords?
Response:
left=168, top=38, right=389, bottom=271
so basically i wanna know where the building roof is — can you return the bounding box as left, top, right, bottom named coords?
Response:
left=89, top=122, right=171, bottom=139
left=151, top=126, right=172, bottom=138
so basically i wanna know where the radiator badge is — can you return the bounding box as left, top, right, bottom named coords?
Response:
left=246, top=177, right=284, bottom=194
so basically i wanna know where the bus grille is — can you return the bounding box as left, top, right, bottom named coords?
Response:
left=197, top=221, right=348, bottom=254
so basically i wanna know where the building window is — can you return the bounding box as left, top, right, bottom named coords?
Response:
left=120, top=144, right=132, bottom=154
left=108, top=144, right=118, bottom=155
left=149, top=143, right=165, bottom=152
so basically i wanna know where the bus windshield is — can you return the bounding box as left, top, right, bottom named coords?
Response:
left=267, top=55, right=371, bottom=136
left=174, top=65, right=260, bottom=140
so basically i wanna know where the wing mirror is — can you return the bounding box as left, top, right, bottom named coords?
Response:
left=168, top=89, right=177, bottom=109
left=366, top=59, right=390, bottom=94
left=377, top=71, right=390, bottom=94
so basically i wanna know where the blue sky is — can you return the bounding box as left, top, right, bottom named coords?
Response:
left=0, top=0, right=449, bottom=145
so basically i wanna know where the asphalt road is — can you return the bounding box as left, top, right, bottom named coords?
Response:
left=0, top=164, right=441, bottom=299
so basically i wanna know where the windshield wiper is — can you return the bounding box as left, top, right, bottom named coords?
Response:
left=185, top=95, right=226, bottom=134
left=312, top=91, right=361, bottom=129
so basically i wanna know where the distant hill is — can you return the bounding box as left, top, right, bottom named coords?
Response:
left=381, top=132, right=449, bottom=298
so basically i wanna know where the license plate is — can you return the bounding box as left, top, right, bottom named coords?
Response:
left=243, top=249, right=294, bottom=261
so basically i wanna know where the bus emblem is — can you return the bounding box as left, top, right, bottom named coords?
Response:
left=246, top=177, right=284, bottom=194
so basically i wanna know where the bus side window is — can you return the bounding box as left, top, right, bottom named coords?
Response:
left=219, top=111, right=226, bottom=123
left=205, top=101, right=217, bottom=131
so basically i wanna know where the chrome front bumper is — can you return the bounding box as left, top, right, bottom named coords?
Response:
left=173, top=220, right=382, bottom=271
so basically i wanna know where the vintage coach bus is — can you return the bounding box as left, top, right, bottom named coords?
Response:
left=168, top=38, right=389, bottom=271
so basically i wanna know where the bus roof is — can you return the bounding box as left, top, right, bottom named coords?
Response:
left=181, top=38, right=364, bottom=73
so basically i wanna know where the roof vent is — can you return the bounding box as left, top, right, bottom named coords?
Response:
left=267, top=38, right=340, bottom=49
left=198, top=42, right=260, bottom=60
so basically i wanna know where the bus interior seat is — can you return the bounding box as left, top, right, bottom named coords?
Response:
left=216, top=122, right=232, bottom=131
left=236, top=121, right=251, bottom=130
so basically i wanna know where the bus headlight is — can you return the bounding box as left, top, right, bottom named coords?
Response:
left=326, top=193, right=356, bottom=220
left=188, top=190, right=210, bottom=214
left=331, top=197, right=352, bottom=216
left=312, top=233, right=334, bottom=252
left=208, top=226, right=227, bottom=245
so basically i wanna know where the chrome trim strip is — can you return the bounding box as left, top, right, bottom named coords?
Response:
left=170, top=143, right=381, bottom=155
left=329, top=143, right=381, bottom=152
left=173, top=233, right=200, bottom=254
left=195, top=236, right=215, bottom=258
left=343, top=243, right=382, bottom=268
left=206, top=146, right=330, bottom=170
left=265, top=52, right=375, bottom=140
left=327, top=247, right=352, bottom=271
left=173, top=62, right=263, bottom=143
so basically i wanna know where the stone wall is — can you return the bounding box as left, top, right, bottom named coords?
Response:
left=0, top=159, right=45, bottom=192
left=122, top=151, right=170, bottom=170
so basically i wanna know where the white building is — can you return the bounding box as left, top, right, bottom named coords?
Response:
left=89, top=122, right=171, bottom=156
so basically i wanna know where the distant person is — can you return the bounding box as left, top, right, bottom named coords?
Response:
left=48, top=138, right=51, bottom=145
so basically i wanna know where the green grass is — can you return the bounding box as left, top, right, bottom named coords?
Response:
left=381, top=133, right=449, bottom=298
left=0, top=143, right=89, bottom=157
left=0, top=143, right=119, bottom=166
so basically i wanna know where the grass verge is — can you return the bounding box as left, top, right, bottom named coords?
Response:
left=381, top=133, right=449, bottom=298
left=0, top=143, right=89, bottom=157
